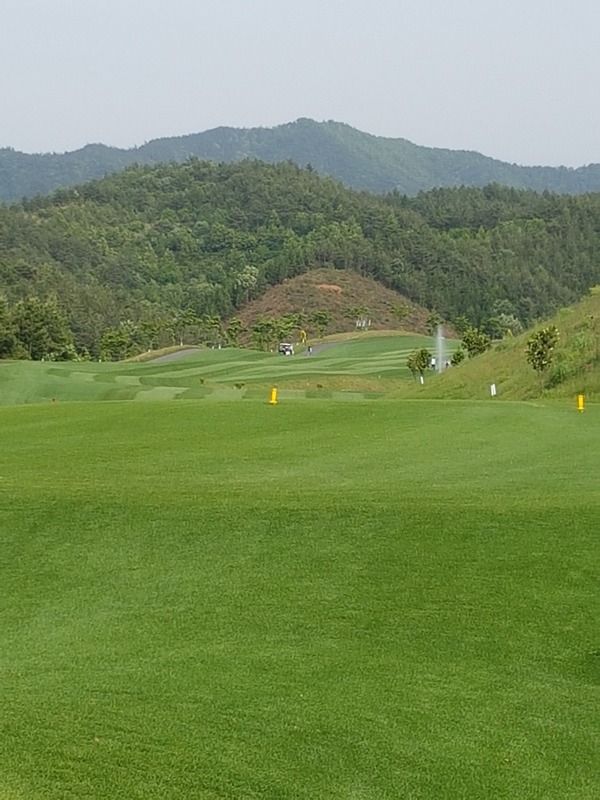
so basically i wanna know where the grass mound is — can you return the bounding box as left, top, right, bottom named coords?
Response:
left=237, top=267, right=432, bottom=334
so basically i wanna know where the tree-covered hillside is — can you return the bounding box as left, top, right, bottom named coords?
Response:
left=2, top=119, right=600, bottom=203
left=1, top=158, right=600, bottom=359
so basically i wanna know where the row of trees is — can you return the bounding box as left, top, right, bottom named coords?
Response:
left=99, top=312, right=228, bottom=361
left=0, top=291, right=359, bottom=362
left=247, top=311, right=332, bottom=351
left=98, top=309, right=334, bottom=361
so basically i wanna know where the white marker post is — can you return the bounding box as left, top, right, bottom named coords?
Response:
left=490, top=383, right=497, bottom=397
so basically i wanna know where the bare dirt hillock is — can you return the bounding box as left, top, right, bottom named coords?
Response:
left=237, top=268, right=431, bottom=335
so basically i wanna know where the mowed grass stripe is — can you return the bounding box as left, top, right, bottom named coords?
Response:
left=0, top=400, right=598, bottom=799
left=0, top=336, right=439, bottom=405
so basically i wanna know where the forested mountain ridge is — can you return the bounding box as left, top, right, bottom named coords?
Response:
left=2, top=119, right=600, bottom=203
left=1, top=158, right=600, bottom=359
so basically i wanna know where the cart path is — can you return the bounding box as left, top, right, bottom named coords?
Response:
left=303, top=342, right=337, bottom=356
left=151, top=348, right=201, bottom=363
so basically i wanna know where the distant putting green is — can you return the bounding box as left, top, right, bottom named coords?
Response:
left=0, top=334, right=445, bottom=406
left=0, top=400, right=598, bottom=798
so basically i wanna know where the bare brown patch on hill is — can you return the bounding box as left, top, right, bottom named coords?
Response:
left=237, top=268, right=431, bottom=335
left=315, top=283, right=343, bottom=294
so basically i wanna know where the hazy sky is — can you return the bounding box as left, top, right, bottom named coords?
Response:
left=3, top=0, right=599, bottom=166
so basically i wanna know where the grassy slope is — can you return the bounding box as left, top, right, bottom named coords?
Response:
left=396, top=292, right=600, bottom=402
left=0, top=400, right=598, bottom=799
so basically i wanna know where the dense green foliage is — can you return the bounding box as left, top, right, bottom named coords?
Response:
left=406, top=346, right=432, bottom=378
left=1, top=401, right=598, bottom=798
left=0, top=295, right=76, bottom=360
left=526, top=325, right=560, bottom=384
left=460, top=326, right=493, bottom=358
left=2, top=119, right=600, bottom=203
left=2, top=159, right=600, bottom=357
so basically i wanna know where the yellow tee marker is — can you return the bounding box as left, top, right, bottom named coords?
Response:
left=269, top=387, right=278, bottom=405
left=577, top=393, right=585, bottom=412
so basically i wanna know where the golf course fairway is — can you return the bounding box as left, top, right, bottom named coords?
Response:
left=0, top=399, right=598, bottom=799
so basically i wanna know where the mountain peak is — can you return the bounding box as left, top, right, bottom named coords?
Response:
left=1, top=120, right=599, bottom=203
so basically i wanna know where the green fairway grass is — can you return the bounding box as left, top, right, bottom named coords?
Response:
left=0, top=334, right=443, bottom=406
left=1, top=400, right=598, bottom=798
